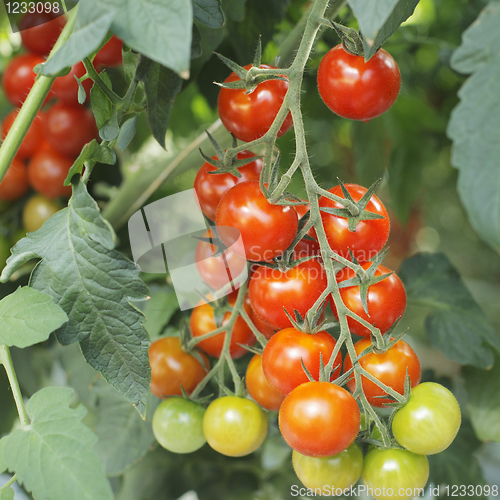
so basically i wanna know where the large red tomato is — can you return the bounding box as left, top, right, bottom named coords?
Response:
left=246, top=354, right=285, bottom=411
left=279, top=381, right=360, bottom=457
left=317, top=45, right=401, bottom=121
left=216, top=181, right=298, bottom=262
left=217, top=64, right=293, bottom=142
left=249, top=259, right=327, bottom=330
left=2, top=110, right=43, bottom=161
left=194, top=151, right=263, bottom=221
left=94, top=35, right=123, bottom=67
left=331, top=262, right=407, bottom=337
left=343, top=338, right=421, bottom=406
left=262, top=328, right=342, bottom=395
left=0, top=159, right=30, bottom=201
left=317, top=183, right=390, bottom=263
left=19, top=11, right=66, bottom=56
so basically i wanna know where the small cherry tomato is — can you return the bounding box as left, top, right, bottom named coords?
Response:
left=362, top=448, right=429, bottom=500
left=245, top=354, right=285, bottom=411
left=19, top=11, right=66, bottom=56
left=217, top=64, right=293, bottom=143
left=0, top=159, right=30, bottom=202
left=331, top=262, right=407, bottom=337
left=279, top=381, right=360, bottom=457
left=190, top=291, right=256, bottom=359
left=52, top=62, right=93, bottom=105
left=249, top=259, right=328, bottom=331
left=292, top=237, right=321, bottom=260
left=203, top=396, right=268, bottom=457
left=22, top=194, right=60, bottom=232
left=2, top=110, right=43, bottom=161
left=152, top=398, right=206, bottom=454
left=216, top=181, right=298, bottom=262
left=194, top=151, right=263, bottom=221
left=317, top=44, right=401, bottom=121
left=94, top=35, right=123, bottom=67
left=343, top=338, right=421, bottom=406
left=262, top=328, right=342, bottom=395
left=149, top=336, right=210, bottom=398
left=392, top=382, right=461, bottom=455
left=292, top=442, right=363, bottom=492
left=317, top=183, right=390, bottom=263
left=250, top=310, right=276, bottom=340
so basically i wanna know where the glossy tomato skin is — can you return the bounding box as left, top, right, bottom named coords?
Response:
left=152, top=398, right=206, bottom=454
left=22, top=194, right=60, bottom=232
left=218, top=64, right=293, bottom=143
left=279, top=381, right=360, bottom=457
left=292, top=442, right=363, bottom=492
left=0, top=159, right=30, bottom=202
left=149, top=336, right=210, bottom=398
left=318, top=184, right=390, bottom=263
left=94, top=35, right=123, bottom=67
left=190, top=292, right=256, bottom=359
left=392, top=382, right=461, bottom=455
left=343, top=338, right=421, bottom=406
left=2, top=54, right=47, bottom=107
left=43, top=102, right=98, bottom=157
left=246, top=354, right=285, bottom=411
left=28, top=146, right=73, bottom=199
left=19, top=12, right=66, bottom=56
left=52, top=62, right=93, bottom=105
left=250, top=310, right=276, bottom=339
left=203, top=396, right=268, bottom=457
left=362, top=448, right=429, bottom=500
left=216, top=181, right=298, bottom=262
left=262, top=328, right=342, bottom=396
left=249, top=259, right=327, bottom=331
left=194, top=151, right=263, bottom=221
left=331, top=262, right=406, bottom=337
left=317, top=45, right=401, bottom=121
left=2, top=110, right=43, bottom=160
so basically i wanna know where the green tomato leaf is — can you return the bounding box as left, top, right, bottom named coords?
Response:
left=0, top=287, right=68, bottom=348
left=117, top=114, right=139, bottom=152
left=0, top=438, right=6, bottom=473
left=193, top=0, right=225, bottom=28
left=141, top=286, right=179, bottom=339
left=223, top=0, right=247, bottom=22
left=464, top=353, right=500, bottom=443
left=0, top=487, right=14, bottom=500
left=0, top=179, right=150, bottom=417
left=447, top=2, right=500, bottom=253
left=1, top=387, right=113, bottom=500
left=65, top=140, right=116, bottom=185
left=90, top=72, right=118, bottom=141
left=399, top=253, right=500, bottom=369
left=137, top=56, right=183, bottom=149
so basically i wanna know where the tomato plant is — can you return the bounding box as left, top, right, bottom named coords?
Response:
left=317, top=44, right=401, bottom=121
left=392, top=382, right=462, bottom=455
left=217, top=64, right=293, bottom=142
left=21, top=194, right=60, bottom=232
left=0, top=159, right=29, bottom=201
left=52, top=62, right=93, bottom=105
left=148, top=336, right=210, bottom=398
left=203, top=396, right=268, bottom=457
left=19, top=11, right=66, bottom=56
left=262, top=327, right=342, bottom=395
left=279, top=381, right=360, bottom=457
left=152, top=398, right=206, bottom=454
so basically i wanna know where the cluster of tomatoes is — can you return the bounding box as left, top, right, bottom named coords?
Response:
left=0, top=12, right=123, bottom=265
left=148, top=43, right=461, bottom=497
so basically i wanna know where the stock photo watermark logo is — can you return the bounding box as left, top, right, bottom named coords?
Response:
left=128, top=189, right=248, bottom=310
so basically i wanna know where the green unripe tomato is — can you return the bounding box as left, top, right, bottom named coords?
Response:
left=362, top=448, right=429, bottom=500
left=392, top=382, right=461, bottom=455
left=292, top=442, right=363, bottom=493
left=152, top=398, right=206, bottom=454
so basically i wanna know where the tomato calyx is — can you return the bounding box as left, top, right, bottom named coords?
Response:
left=330, top=22, right=365, bottom=57
left=283, top=299, right=329, bottom=335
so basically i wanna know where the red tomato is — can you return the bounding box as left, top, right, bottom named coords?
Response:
left=2, top=110, right=43, bottom=160
left=217, top=64, right=293, bottom=143
left=0, top=159, right=30, bottom=201
left=343, top=338, right=421, bottom=406
left=149, top=336, right=210, bottom=398
left=317, top=45, right=401, bottom=121
left=216, top=181, right=298, bottom=262
left=279, top=381, right=360, bottom=457
left=293, top=238, right=321, bottom=260
left=190, top=292, right=256, bottom=359
left=249, top=259, right=328, bottom=330
left=28, top=146, right=73, bottom=199
left=246, top=354, right=285, bottom=411
left=19, top=11, right=66, bottom=56
left=52, top=62, right=93, bottom=105
left=2, top=54, right=46, bottom=107
left=195, top=229, right=247, bottom=291
left=43, top=102, right=98, bottom=157
left=250, top=310, right=276, bottom=340
left=262, top=328, right=342, bottom=395
left=94, top=35, right=123, bottom=67
left=194, top=151, right=263, bottom=221
left=317, top=183, right=390, bottom=263
left=331, top=262, right=407, bottom=337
